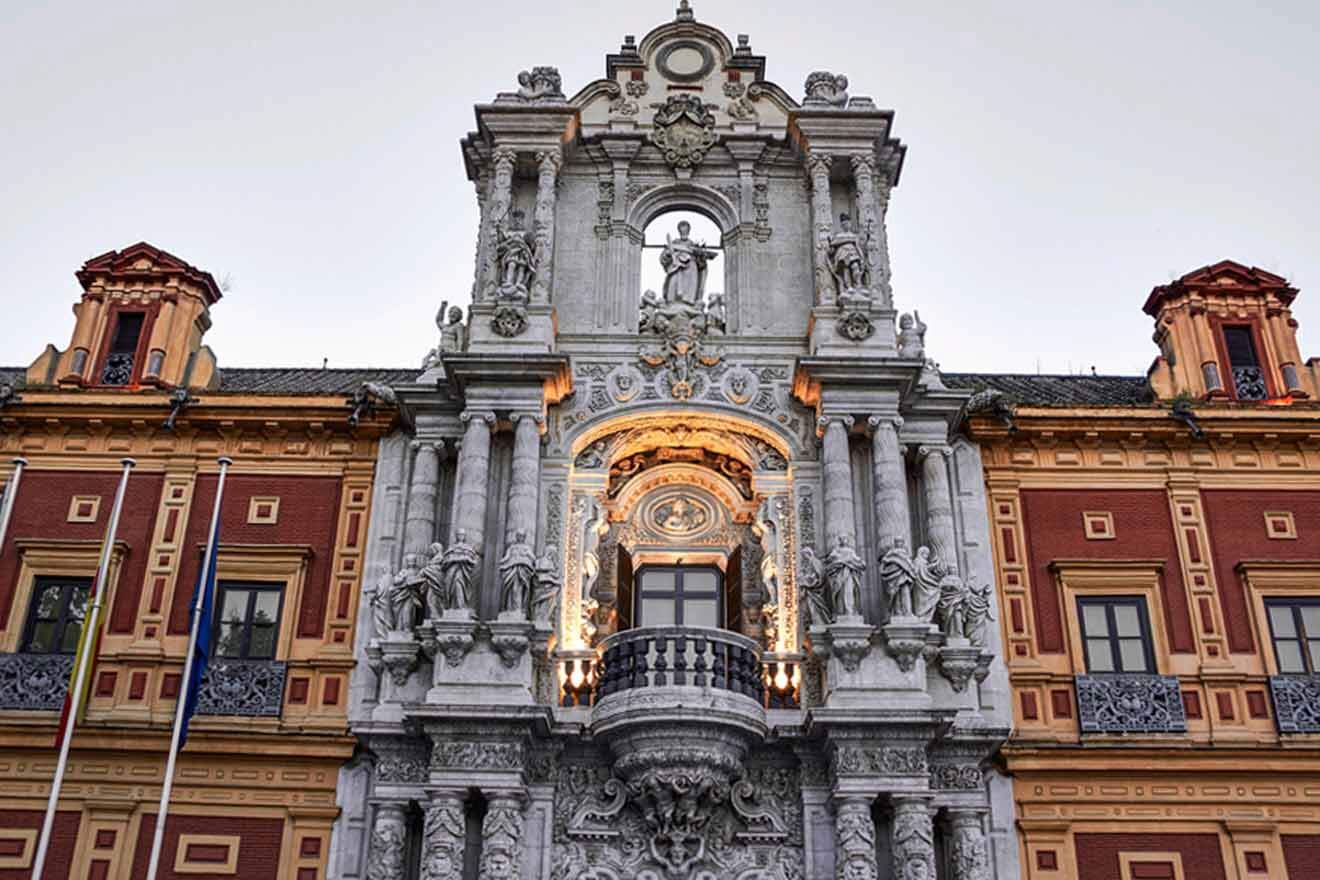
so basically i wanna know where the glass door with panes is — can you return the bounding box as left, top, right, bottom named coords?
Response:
left=635, top=566, right=721, bottom=628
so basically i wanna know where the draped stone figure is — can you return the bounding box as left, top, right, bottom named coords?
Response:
left=880, top=546, right=942, bottom=622
left=798, top=546, right=831, bottom=627
left=963, top=580, right=995, bottom=647
left=824, top=534, right=865, bottom=619
left=580, top=496, right=609, bottom=602
left=499, top=531, right=537, bottom=616
left=439, top=531, right=479, bottom=614
left=937, top=573, right=970, bottom=639
left=418, top=543, right=447, bottom=620
left=660, top=221, right=717, bottom=308
left=828, top=212, right=867, bottom=294
left=531, top=546, right=562, bottom=626
left=495, top=209, right=536, bottom=299
left=752, top=498, right=780, bottom=607
left=371, top=571, right=420, bottom=638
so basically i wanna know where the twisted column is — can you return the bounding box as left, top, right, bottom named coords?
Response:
left=834, top=795, right=878, bottom=880
left=505, top=413, right=543, bottom=544
left=947, top=809, right=992, bottom=880
left=479, top=146, right=519, bottom=301
left=891, top=796, right=937, bottom=880
left=404, top=441, right=442, bottom=566
left=819, top=416, right=857, bottom=550
left=478, top=793, right=525, bottom=879
left=530, top=147, right=562, bottom=304
left=451, top=411, right=496, bottom=549
left=868, top=415, right=909, bottom=554
left=364, top=802, right=408, bottom=880
left=918, top=445, right=958, bottom=576
left=807, top=152, right=835, bottom=305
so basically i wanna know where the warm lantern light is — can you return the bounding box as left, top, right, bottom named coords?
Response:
left=774, top=663, right=790, bottom=692
left=570, top=662, right=586, bottom=690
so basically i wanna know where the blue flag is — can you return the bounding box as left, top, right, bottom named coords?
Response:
left=179, top=531, right=219, bottom=747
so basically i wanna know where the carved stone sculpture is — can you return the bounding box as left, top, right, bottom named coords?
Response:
left=962, top=580, right=995, bottom=647
left=824, top=534, right=865, bottom=620
left=880, top=546, right=942, bottom=623
left=799, top=546, right=831, bottom=627
left=515, top=66, right=565, bottom=102
left=421, top=795, right=465, bottom=880
left=948, top=811, right=992, bottom=880
left=365, top=803, right=407, bottom=880
left=439, top=531, right=479, bottom=615
left=495, top=209, right=536, bottom=301
left=835, top=797, right=879, bottom=880
left=752, top=498, right=780, bottom=607
left=532, top=546, right=562, bottom=625
left=372, top=570, right=421, bottom=638
left=422, top=303, right=467, bottom=369
left=639, top=289, right=661, bottom=333
left=649, top=94, right=718, bottom=169
left=705, top=292, right=727, bottom=333
left=937, top=573, right=969, bottom=639
left=581, top=496, right=609, bottom=602
left=828, top=213, right=868, bottom=296
left=897, top=311, right=927, bottom=360
left=660, top=221, right=717, bottom=308
left=638, top=236, right=725, bottom=398
left=803, top=71, right=849, bottom=106
left=419, top=542, right=448, bottom=619
left=479, top=795, right=524, bottom=879
left=499, top=531, right=537, bottom=617
left=891, top=798, right=936, bottom=880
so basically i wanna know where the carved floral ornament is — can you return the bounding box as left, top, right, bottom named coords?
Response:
left=649, top=94, right=719, bottom=169
left=571, top=417, right=791, bottom=480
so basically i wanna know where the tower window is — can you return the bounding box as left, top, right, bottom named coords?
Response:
left=99, top=311, right=145, bottom=386
left=1222, top=325, right=1266, bottom=400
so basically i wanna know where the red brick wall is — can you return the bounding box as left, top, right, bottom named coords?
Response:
left=0, top=809, right=80, bottom=880
left=168, top=474, right=342, bottom=638
left=1283, top=834, right=1320, bottom=879
left=1201, top=489, right=1320, bottom=653
left=0, top=469, right=164, bottom=635
left=1021, top=489, right=1194, bottom=654
left=1074, top=832, right=1225, bottom=880
left=131, top=814, right=283, bottom=880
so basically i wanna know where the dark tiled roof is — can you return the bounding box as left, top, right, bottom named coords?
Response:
left=944, top=373, right=1154, bottom=407
left=215, top=367, right=419, bottom=394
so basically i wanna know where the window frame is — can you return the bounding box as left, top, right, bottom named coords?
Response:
left=1264, top=597, right=1320, bottom=675
left=1210, top=316, right=1276, bottom=401
left=211, top=580, right=285, bottom=660
left=20, top=575, right=93, bottom=655
left=93, top=304, right=157, bottom=387
left=1076, top=595, right=1157, bottom=674
left=634, top=564, right=723, bottom=628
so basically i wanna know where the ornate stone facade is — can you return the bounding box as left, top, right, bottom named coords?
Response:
left=338, top=6, right=1013, bottom=878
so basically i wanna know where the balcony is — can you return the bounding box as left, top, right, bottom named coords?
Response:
left=196, top=658, right=287, bottom=717
left=594, top=626, right=765, bottom=703
left=1269, top=675, right=1320, bottom=734
left=1075, top=673, right=1187, bottom=734
left=0, top=653, right=74, bottom=711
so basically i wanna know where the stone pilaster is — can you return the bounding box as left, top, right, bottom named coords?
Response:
left=891, top=796, right=937, bottom=880
left=478, top=793, right=526, bottom=879
left=530, top=148, right=562, bottom=304
left=868, top=415, right=909, bottom=554
left=819, top=416, right=857, bottom=550
left=807, top=152, right=835, bottom=305
left=505, top=413, right=543, bottom=544
left=833, top=795, right=878, bottom=880
left=452, top=411, right=496, bottom=549
left=947, top=809, right=992, bottom=880
left=918, top=445, right=957, bottom=575
left=420, top=790, right=466, bottom=880
left=405, top=441, right=442, bottom=565
left=480, top=146, right=519, bottom=302
left=364, top=802, right=408, bottom=880
left=850, top=152, right=891, bottom=307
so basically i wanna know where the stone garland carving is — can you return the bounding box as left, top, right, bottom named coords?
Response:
left=929, top=764, right=984, bottom=791
left=365, top=804, right=408, bottom=880
left=431, top=740, right=524, bottom=770
left=948, top=812, right=992, bottom=880
left=891, top=799, right=936, bottom=880
left=376, top=742, right=431, bottom=783
left=803, top=71, right=849, bottom=106
left=831, top=745, right=927, bottom=777
left=479, top=796, right=524, bottom=879
left=421, top=796, right=466, bottom=880
left=595, top=178, right=615, bottom=237
left=835, top=798, right=878, bottom=880
left=649, top=94, right=718, bottom=169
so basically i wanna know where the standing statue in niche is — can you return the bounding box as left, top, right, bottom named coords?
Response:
left=799, top=546, right=831, bottom=627
left=962, top=580, right=995, bottom=647
left=824, top=534, right=866, bottom=620
left=495, top=209, right=536, bottom=300
left=897, top=311, right=927, bottom=360
left=660, top=221, right=718, bottom=310
left=828, top=212, right=868, bottom=295
left=880, top=546, right=943, bottom=622
left=579, top=496, right=609, bottom=602
left=371, top=570, right=420, bottom=638
left=531, top=546, right=562, bottom=626
left=937, top=573, right=970, bottom=639
left=417, top=542, right=447, bottom=619
left=498, top=531, right=537, bottom=617
left=439, top=531, right=479, bottom=614
left=752, top=498, right=781, bottom=606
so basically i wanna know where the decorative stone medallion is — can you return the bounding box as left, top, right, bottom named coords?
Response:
left=649, top=95, right=719, bottom=170
left=491, top=303, right=529, bottom=338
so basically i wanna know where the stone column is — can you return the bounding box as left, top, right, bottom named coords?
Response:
left=807, top=152, right=835, bottom=305
left=467, top=171, right=488, bottom=303
left=480, top=146, right=519, bottom=301
left=420, top=790, right=467, bottom=880
left=530, top=147, right=562, bottom=304
left=451, top=411, right=496, bottom=550
left=850, top=153, right=889, bottom=306
left=364, top=802, right=408, bottom=880
left=478, top=793, right=526, bottom=879
left=868, top=415, right=909, bottom=553
left=918, top=445, right=958, bottom=576
left=405, top=441, right=442, bottom=566
left=946, top=809, right=992, bottom=880
left=505, top=413, right=543, bottom=544
left=891, top=796, right=937, bottom=880
left=833, top=795, right=878, bottom=880
left=819, top=416, right=857, bottom=550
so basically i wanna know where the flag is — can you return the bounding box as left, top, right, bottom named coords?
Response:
left=53, top=582, right=104, bottom=749
left=179, top=530, right=219, bottom=747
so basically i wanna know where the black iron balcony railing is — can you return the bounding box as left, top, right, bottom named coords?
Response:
left=1269, top=675, right=1320, bottom=734
left=594, top=626, right=764, bottom=704
left=1075, top=673, right=1187, bottom=734
left=0, top=653, right=74, bottom=711
left=1232, top=365, right=1267, bottom=400
left=99, top=352, right=135, bottom=386
left=196, top=658, right=287, bottom=717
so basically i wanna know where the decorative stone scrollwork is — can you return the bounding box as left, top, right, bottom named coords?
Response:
left=930, top=763, right=983, bottom=791
left=376, top=749, right=430, bottom=784
left=1075, top=673, right=1188, bottom=734
left=431, top=740, right=524, bottom=770
left=491, top=303, right=529, bottom=338
left=649, top=94, right=719, bottom=169
left=831, top=745, right=927, bottom=777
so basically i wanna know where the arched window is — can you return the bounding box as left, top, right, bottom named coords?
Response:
left=640, top=210, right=725, bottom=308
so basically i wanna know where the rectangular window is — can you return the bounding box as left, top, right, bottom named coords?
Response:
left=99, top=311, right=146, bottom=386
left=1077, top=596, right=1155, bottom=673
left=1265, top=599, right=1320, bottom=674
left=635, top=566, right=722, bottom=628
left=21, top=576, right=92, bottom=654
left=1222, top=324, right=1267, bottom=400
left=213, top=582, right=283, bottom=659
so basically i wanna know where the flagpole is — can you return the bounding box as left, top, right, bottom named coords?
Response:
left=145, top=456, right=231, bottom=880
left=32, top=457, right=135, bottom=880
left=0, top=457, right=28, bottom=553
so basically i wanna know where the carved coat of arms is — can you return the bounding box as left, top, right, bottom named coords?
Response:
left=650, top=95, right=718, bottom=169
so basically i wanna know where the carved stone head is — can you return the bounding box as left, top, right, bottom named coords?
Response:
left=677, top=220, right=691, bottom=238
left=447, top=306, right=463, bottom=324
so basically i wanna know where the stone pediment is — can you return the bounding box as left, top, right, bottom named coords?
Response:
left=75, top=241, right=224, bottom=304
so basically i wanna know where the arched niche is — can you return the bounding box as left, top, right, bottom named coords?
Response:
left=568, top=408, right=798, bottom=470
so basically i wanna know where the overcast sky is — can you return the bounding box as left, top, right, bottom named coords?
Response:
left=3, top=1, right=1318, bottom=376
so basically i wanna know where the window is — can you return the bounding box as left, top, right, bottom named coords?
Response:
left=99, top=311, right=146, bottom=385
left=213, top=582, right=283, bottom=659
left=640, top=210, right=725, bottom=308
left=1222, top=324, right=1267, bottom=400
left=21, top=576, right=92, bottom=653
left=636, top=566, right=721, bottom=627
left=1266, top=599, right=1320, bottom=674
left=1077, top=597, right=1155, bottom=673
